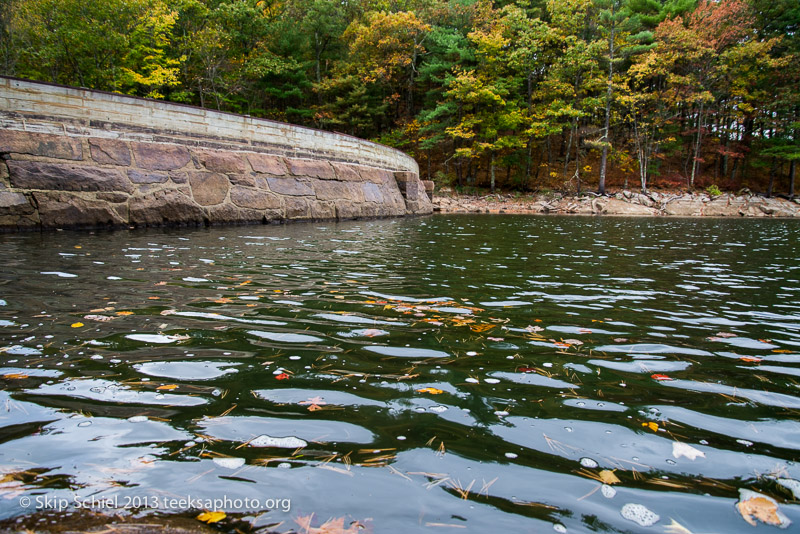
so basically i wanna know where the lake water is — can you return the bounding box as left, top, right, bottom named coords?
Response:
left=1, top=215, right=800, bottom=532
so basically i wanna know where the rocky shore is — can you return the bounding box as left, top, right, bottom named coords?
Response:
left=433, top=189, right=800, bottom=218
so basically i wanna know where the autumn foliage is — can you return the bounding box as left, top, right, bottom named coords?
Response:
left=1, top=0, right=797, bottom=193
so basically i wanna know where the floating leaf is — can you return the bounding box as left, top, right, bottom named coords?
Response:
left=3, top=373, right=29, bottom=380
left=83, top=314, right=114, bottom=322
left=739, top=357, right=762, bottom=363
left=70, top=322, right=84, bottom=328
left=736, top=489, right=791, bottom=528
left=651, top=374, right=673, bottom=381
left=276, top=373, right=290, bottom=380
left=642, top=422, right=659, bottom=432
left=672, top=442, right=705, bottom=461
left=197, top=511, right=226, bottom=523
left=470, top=324, right=495, bottom=333
left=299, top=396, right=327, bottom=411
left=714, top=332, right=737, bottom=338
left=156, top=384, right=179, bottom=390
left=362, top=329, right=385, bottom=337
left=417, top=387, right=444, bottom=395
left=295, top=514, right=364, bottom=534
left=116, top=311, right=134, bottom=316
left=599, top=470, right=621, bottom=485
left=664, top=519, right=694, bottom=534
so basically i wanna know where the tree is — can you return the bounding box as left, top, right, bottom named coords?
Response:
left=594, top=0, right=655, bottom=194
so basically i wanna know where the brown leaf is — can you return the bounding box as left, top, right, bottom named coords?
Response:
left=295, top=514, right=367, bottom=534
left=598, top=470, right=621, bottom=485
left=737, top=491, right=790, bottom=527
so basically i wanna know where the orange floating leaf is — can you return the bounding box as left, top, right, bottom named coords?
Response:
left=157, top=384, right=179, bottom=390
left=736, top=490, right=790, bottom=527
left=116, top=311, right=134, bottom=316
left=651, top=374, right=672, bottom=381
left=3, top=373, right=29, bottom=380
left=642, top=422, right=659, bottom=432
left=416, top=387, right=444, bottom=395
left=739, top=357, right=762, bottom=363
left=276, top=373, right=290, bottom=380
left=70, top=322, right=84, bottom=328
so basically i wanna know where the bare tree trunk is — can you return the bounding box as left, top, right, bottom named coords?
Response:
left=690, top=100, right=705, bottom=189
left=767, top=158, right=777, bottom=198
left=490, top=152, right=496, bottom=193
left=599, top=5, right=616, bottom=195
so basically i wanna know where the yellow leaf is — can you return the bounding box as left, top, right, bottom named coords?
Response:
left=642, top=422, right=659, bottom=432
left=70, top=322, right=84, bottom=328
left=417, top=387, right=444, bottom=395
left=598, top=470, right=621, bottom=485
left=3, top=373, right=29, bottom=380
left=116, top=311, right=134, bottom=316
left=196, top=511, right=226, bottom=523
left=157, top=384, right=179, bottom=390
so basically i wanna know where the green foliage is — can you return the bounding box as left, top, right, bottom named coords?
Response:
left=706, top=184, right=722, bottom=197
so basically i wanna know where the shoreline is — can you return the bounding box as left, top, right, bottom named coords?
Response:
left=432, top=189, right=800, bottom=218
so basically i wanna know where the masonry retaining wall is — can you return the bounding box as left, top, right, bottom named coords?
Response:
left=0, top=76, right=432, bottom=230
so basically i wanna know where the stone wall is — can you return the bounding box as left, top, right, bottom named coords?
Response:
left=0, top=76, right=432, bottom=230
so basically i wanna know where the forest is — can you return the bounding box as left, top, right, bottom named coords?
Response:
left=1, top=0, right=798, bottom=194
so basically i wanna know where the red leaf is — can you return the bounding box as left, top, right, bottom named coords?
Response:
left=276, top=373, right=290, bottom=380
left=651, top=374, right=673, bottom=381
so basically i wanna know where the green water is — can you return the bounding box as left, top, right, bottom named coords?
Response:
left=1, top=215, right=799, bottom=532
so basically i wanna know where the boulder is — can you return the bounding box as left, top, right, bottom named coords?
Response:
left=266, top=176, right=315, bottom=196
left=0, top=131, right=83, bottom=160
left=195, top=150, right=246, bottom=174
left=285, top=158, right=335, bottom=179
left=128, top=169, right=168, bottom=184
left=594, top=198, right=658, bottom=216
left=131, top=142, right=191, bottom=171
left=33, top=192, right=126, bottom=227
left=229, top=186, right=281, bottom=210
left=89, top=139, right=131, bottom=166
left=129, top=189, right=204, bottom=226
left=8, top=161, right=133, bottom=193
left=332, top=163, right=363, bottom=181
left=247, top=154, right=287, bottom=175
left=188, top=171, right=229, bottom=206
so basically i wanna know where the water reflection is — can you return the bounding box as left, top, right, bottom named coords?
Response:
left=1, top=215, right=800, bottom=532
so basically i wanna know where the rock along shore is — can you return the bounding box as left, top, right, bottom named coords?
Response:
left=434, top=189, right=800, bottom=218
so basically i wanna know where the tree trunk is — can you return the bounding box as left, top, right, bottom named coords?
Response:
left=598, top=4, right=616, bottom=196
left=767, top=158, right=777, bottom=198
left=524, top=136, right=533, bottom=191
left=690, top=100, right=704, bottom=189
left=790, top=160, right=796, bottom=198
left=490, top=152, right=496, bottom=193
